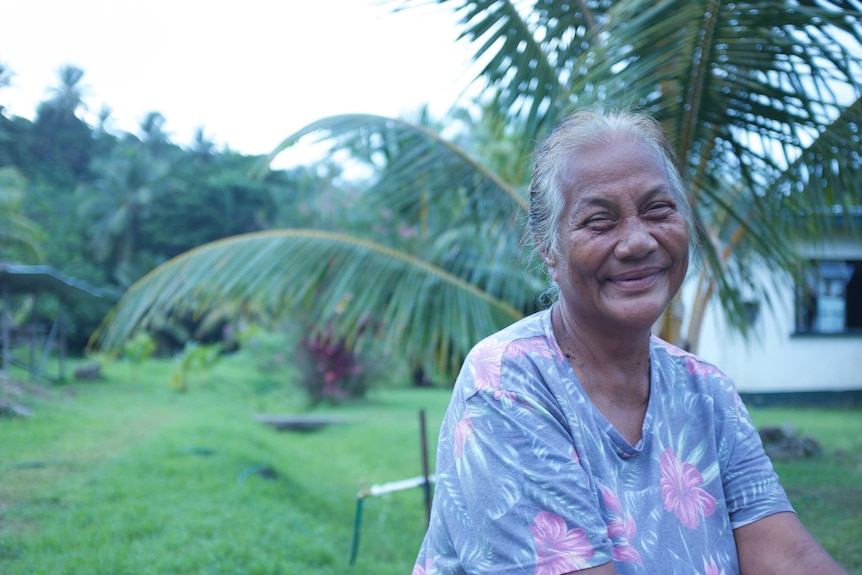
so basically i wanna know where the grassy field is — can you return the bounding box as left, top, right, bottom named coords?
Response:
left=1, top=351, right=860, bottom=574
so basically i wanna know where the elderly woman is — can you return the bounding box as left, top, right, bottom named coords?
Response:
left=413, top=110, right=846, bottom=574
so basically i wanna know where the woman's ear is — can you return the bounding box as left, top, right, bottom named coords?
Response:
left=535, top=237, right=558, bottom=278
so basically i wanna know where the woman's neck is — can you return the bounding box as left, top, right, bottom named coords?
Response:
left=552, top=303, right=652, bottom=443
left=552, top=303, right=652, bottom=381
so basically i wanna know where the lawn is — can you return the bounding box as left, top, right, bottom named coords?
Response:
left=1, top=351, right=860, bottom=574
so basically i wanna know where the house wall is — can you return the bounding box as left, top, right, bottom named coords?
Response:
left=690, top=236, right=862, bottom=394
left=695, top=289, right=862, bottom=393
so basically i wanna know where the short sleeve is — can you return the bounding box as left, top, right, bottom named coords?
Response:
left=716, top=383, right=795, bottom=528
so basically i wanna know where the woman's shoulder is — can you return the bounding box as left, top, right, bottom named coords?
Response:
left=650, top=336, right=725, bottom=373
left=468, top=309, right=555, bottom=361
left=649, top=337, right=744, bottom=425
left=649, top=336, right=735, bottom=392
left=458, top=309, right=562, bottom=398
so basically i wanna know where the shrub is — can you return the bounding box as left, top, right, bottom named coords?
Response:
left=295, top=321, right=374, bottom=404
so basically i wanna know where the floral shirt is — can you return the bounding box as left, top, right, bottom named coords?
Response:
left=413, top=309, right=793, bottom=575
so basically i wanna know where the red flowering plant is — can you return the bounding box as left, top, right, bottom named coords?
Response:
left=294, top=314, right=381, bottom=405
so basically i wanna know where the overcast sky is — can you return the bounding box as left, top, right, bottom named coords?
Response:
left=0, top=0, right=478, bottom=157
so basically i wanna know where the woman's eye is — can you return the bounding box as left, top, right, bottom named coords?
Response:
left=584, top=214, right=614, bottom=229
left=645, top=202, right=675, bottom=218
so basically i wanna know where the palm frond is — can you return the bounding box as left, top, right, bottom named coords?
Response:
left=266, top=113, right=535, bottom=290
left=91, top=230, right=523, bottom=376
left=268, top=113, right=526, bottom=211
left=424, top=0, right=615, bottom=137
left=568, top=0, right=862, bottom=338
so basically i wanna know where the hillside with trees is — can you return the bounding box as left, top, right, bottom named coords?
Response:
left=0, top=63, right=339, bottom=355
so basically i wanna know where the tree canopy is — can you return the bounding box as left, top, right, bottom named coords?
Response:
left=0, top=63, right=308, bottom=352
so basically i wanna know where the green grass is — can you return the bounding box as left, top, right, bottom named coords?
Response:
left=1, top=352, right=449, bottom=575
left=1, top=353, right=860, bottom=574
left=746, top=407, right=862, bottom=572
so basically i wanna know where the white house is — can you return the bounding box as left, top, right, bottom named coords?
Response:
left=692, top=233, right=862, bottom=406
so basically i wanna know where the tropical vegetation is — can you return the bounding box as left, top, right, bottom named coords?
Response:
left=0, top=61, right=336, bottom=357
left=88, top=0, right=862, bottom=383
left=2, top=5, right=862, bottom=569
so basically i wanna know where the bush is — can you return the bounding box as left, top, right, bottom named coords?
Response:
left=294, top=320, right=386, bottom=404
left=236, top=320, right=398, bottom=405
left=295, top=324, right=367, bottom=403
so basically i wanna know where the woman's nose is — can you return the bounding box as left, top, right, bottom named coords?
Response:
left=614, top=217, right=659, bottom=259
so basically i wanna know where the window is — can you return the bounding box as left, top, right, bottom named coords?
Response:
left=796, top=259, right=862, bottom=334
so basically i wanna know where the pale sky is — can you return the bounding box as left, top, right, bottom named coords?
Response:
left=0, top=0, right=478, bottom=157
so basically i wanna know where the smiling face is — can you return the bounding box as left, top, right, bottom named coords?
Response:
left=545, top=134, right=690, bottom=336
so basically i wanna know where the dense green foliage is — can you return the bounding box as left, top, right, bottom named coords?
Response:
left=1, top=358, right=861, bottom=574
left=0, top=63, right=338, bottom=354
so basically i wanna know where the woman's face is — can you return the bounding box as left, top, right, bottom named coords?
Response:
left=545, top=135, right=689, bottom=334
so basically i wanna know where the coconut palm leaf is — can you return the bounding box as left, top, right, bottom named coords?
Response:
left=600, top=0, right=861, bottom=333
left=427, top=0, right=861, bottom=344
left=419, top=0, right=617, bottom=141
left=267, top=113, right=527, bottom=223
left=267, top=113, right=544, bottom=310
left=95, top=113, right=538, bottom=374
left=92, top=229, right=527, bottom=377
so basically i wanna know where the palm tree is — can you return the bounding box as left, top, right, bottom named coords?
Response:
left=31, top=65, right=94, bottom=182
left=43, top=65, right=87, bottom=119
left=91, top=0, right=862, bottom=379
left=76, top=140, right=172, bottom=286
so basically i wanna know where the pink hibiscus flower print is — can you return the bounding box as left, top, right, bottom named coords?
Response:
left=702, top=556, right=725, bottom=575
left=530, top=511, right=595, bottom=575
left=506, top=336, right=556, bottom=361
left=469, top=338, right=516, bottom=401
left=685, top=356, right=722, bottom=378
left=599, top=484, right=643, bottom=565
left=453, top=412, right=474, bottom=459
left=660, top=448, right=717, bottom=529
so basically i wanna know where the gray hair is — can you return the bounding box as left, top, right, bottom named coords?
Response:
left=528, top=109, right=697, bottom=264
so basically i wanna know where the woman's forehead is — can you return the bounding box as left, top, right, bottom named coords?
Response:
left=559, top=137, right=669, bottom=193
